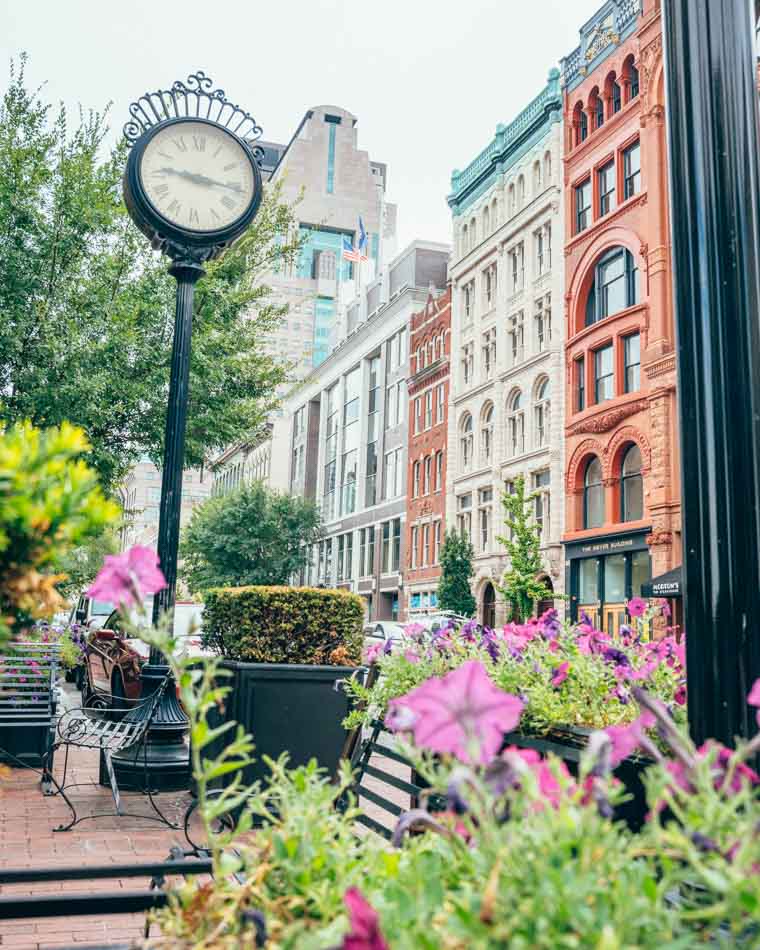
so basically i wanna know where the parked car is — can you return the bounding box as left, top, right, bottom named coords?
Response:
left=68, top=593, right=115, bottom=631
left=81, top=601, right=207, bottom=709
left=362, top=621, right=405, bottom=651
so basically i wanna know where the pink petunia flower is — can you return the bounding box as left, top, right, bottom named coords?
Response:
left=342, top=888, right=389, bottom=950
left=748, top=677, right=760, bottom=727
left=659, top=598, right=672, bottom=618
left=88, top=545, right=166, bottom=609
left=605, top=711, right=655, bottom=766
left=551, top=661, right=569, bottom=687
left=627, top=597, right=648, bottom=618
left=403, top=649, right=421, bottom=665
left=363, top=642, right=384, bottom=665
left=385, top=660, right=523, bottom=765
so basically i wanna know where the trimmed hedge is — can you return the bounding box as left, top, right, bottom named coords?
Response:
left=202, top=586, right=364, bottom=666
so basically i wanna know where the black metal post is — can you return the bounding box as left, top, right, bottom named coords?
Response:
left=112, top=258, right=203, bottom=791
left=662, top=0, right=760, bottom=745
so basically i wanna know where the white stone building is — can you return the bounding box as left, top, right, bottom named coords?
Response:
left=447, top=70, right=565, bottom=626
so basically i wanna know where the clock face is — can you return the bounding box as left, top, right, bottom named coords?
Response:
left=139, top=120, right=256, bottom=234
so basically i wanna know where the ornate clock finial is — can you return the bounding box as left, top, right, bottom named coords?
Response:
left=123, top=70, right=264, bottom=162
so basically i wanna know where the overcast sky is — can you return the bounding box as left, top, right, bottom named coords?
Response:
left=1, top=0, right=601, bottom=249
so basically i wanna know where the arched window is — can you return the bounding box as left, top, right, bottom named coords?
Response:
left=417, top=347, right=424, bottom=371
left=460, top=414, right=474, bottom=471
left=470, top=218, right=477, bottom=248
left=534, top=378, right=550, bottom=448
left=461, top=224, right=468, bottom=256
left=574, top=102, right=588, bottom=145
left=483, top=204, right=490, bottom=235
left=533, top=160, right=541, bottom=193
left=518, top=175, right=525, bottom=207
left=435, top=334, right=442, bottom=360
left=481, top=403, right=494, bottom=464
left=491, top=197, right=499, bottom=228
left=585, top=246, right=639, bottom=326
left=621, top=444, right=643, bottom=521
left=543, top=150, right=552, bottom=183
left=508, top=183, right=516, bottom=215
left=605, top=71, right=622, bottom=115
left=623, top=54, right=639, bottom=101
left=589, top=86, right=604, bottom=130
left=507, top=391, right=525, bottom=457
left=427, top=339, right=434, bottom=364
left=583, top=457, right=604, bottom=529
left=413, top=460, right=421, bottom=497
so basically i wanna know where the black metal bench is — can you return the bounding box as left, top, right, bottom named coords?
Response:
left=41, top=677, right=177, bottom=832
left=0, top=641, right=60, bottom=769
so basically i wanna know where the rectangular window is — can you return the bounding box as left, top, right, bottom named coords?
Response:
left=425, top=390, right=432, bottom=428
left=365, top=441, right=377, bottom=507
left=436, top=382, right=445, bottom=423
left=415, top=397, right=422, bottom=434
left=577, top=356, right=586, bottom=411
left=594, top=344, right=615, bottom=403
left=535, top=229, right=544, bottom=275
left=386, top=385, right=397, bottom=429
left=422, top=524, right=430, bottom=566
left=484, top=263, right=497, bottom=309
left=598, top=161, right=616, bottom=216
left=463, top=281, right=474, bottom=324
left=391, top=518, right=401, bottom=572
left=435, top=451, right=443, bottom=491
left=623, top=141, right=641, bottom=199
left=482, top=328, right=496, bottom=380
left=478, top=487, right=493, bottom=553
left=612, top=81, right=622, bottom=114
left=326, top=122, right=336, bottom=194
left=624, top=333, right=641, bottom=392
left=509, top=312, right=524, bottom=366
left=434, top=521, right=441, bottom=563
left=424, top=455, right=431, bottom=494
left=413, top=460, right=420, bottom=497
left=382, top=521, right=391, bottom=573
left=462, top=342, right=474, bottom=385
left=359, top=527, right=374, bottom=577
left=457, top=493, right=472, bottom=540
left=384, top=451, right=395, bottom=499
left=576, top=178, right=591, bottom=233
left=410, top=525, right=418, bottom=569
left=533, top=469, right=550, bottom=542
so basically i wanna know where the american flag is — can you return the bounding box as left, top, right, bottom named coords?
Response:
left=342, top=218, right=369, bottom=263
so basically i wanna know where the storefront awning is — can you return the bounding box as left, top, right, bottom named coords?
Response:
left=642, top=566, right=682, bottom=598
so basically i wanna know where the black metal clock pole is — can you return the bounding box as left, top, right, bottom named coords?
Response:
left=662, top=0, right=760, bottom=747
left=112, top=259, right=203, bottom=792
left=111, top=71, right=264, bottom=792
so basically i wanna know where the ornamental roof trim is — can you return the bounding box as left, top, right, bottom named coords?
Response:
left=448, top=70, right=562, bottom=215
left=561, top=0, right=642, bottom=93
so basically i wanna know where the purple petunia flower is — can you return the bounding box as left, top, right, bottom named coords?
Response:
left=602, top=647, right=630, bottom=667
left=551, top=661, right=569, bottom=688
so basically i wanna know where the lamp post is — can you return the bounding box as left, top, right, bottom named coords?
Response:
left=662, top=0, right=760, bottom=746
left=110, top=73, right=263, bottom=790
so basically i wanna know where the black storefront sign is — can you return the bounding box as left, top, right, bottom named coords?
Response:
left=564, top=529, right=652, bottom=627
left=641, top=566, right=682, bottom=599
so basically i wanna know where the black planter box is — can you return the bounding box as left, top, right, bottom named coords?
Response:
left=0, top=722, right=54, bottom=769
left=204, top=662, right=357, bottom=790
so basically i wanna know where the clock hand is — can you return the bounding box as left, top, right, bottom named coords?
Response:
left=159, top=167, right=242, bottom=192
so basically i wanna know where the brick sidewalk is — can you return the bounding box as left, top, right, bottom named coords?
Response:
left=0, top=682, right=193, bottom=950
left=0, top=687, right=406, bottom=949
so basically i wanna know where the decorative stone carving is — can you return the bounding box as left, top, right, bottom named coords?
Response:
left=640, top=34, right=663, bottom=114
left=646, top=530, right=672, bottom=547
left=567, top=398, right=649, bottom=436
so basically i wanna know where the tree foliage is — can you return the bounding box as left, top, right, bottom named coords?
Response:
left=0, top=422, right=119, bottom=643
left=496, top=475, right=553, bottom=622
left=0, top=56, right=300, bottom=492
left=180, top=482, right=322, bottom=593
left=437, top=529, right=476, bottom=617
left=53, top=524, right=121, bottom=601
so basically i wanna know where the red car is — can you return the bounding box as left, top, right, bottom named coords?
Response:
left=81, top=602, right=206, bottom=709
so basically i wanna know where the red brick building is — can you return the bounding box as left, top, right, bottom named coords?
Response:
left=404, top=286, right=451, bottom=616
left=562, top=0, right=681, bottom=633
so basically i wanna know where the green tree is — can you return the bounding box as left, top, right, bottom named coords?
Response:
left=496, top=475, right=554, bottom=622
left=54, top=524, right=121, bottom=602
left=0, top=56, right=300, bottom=492
left=437, top=529, right=476, bottom=617
left=180, top=482, right=322, bottom=593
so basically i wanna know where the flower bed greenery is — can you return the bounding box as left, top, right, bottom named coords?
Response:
left=87, top=549, right=759, bottom=948
left=346, top=602, right=685, bottom=739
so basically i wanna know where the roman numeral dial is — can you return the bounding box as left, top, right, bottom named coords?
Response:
left=139, top=119, right=257, bottom=234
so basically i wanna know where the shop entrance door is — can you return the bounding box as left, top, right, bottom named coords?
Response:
left=482, top=583, right=496, bottom=629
